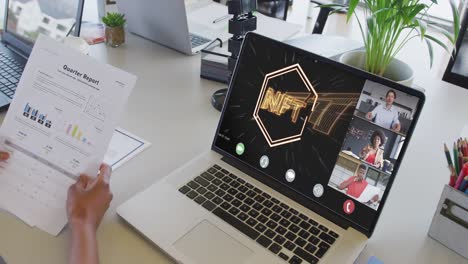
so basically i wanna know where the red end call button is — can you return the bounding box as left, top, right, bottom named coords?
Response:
left=343, top=200, right=355, bottom=215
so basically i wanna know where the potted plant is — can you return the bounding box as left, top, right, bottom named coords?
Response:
left=102, top=12, right=126, bottom=47
left=325, top=0, right=461, bottom=86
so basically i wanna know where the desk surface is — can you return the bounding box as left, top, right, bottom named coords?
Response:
left=1, top=16, right=468, bottom=264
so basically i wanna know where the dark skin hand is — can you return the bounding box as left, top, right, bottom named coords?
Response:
left=0, top=151, right=112, bottom=264
left=67, top=164, right=113, bottom=264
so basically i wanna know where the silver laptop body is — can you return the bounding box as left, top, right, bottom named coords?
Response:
left=118, top=151, right=368, bottom=264
left=116, top=0, right=215, bottom=55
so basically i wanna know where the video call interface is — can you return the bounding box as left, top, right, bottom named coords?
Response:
left=214, top=35, right=420, bottom=230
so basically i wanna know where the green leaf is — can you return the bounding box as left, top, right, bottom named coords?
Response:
left=416, top=19, right=427, bottom=40
left=366, top=15, right=376, bottom=34
left=449, top=0, right=460, bottom=44
left=102, top=12, right=126, bottom=27
left=425, top=38, right=434, bottom=68
left=373, top=7, right=397, bottom=16
left=329, top=8, right=348, bottom=16
left=347, top=0, right=360, bottom=23
left=425, top=34, right=451, bottom=54
left=427, top=23, right=454, bottom=43
left=407, top=4, right=427, bottom=22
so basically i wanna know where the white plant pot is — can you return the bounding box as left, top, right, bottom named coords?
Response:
left=339, top=50, right=414, bottom=87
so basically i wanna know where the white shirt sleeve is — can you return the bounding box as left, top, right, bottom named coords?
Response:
left=370, top=105, right=380, bottom=119
left=392, top=110, right=400, bottom=125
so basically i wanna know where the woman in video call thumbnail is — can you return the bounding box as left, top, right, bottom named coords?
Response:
left=359, top=130, right=385, bottom=169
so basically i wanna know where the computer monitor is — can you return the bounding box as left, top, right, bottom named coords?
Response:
left=2, top=0, right=85, bottom=56
left=443, top=6, right=468, bottom=89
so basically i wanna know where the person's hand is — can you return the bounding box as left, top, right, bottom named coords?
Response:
left=67, top=164, right=113, bottom=232
left=360, top=149, right=369, bottom=158
left=391, top=123, right=401, bottom=133
left=0, top=151, right=10, bottom=161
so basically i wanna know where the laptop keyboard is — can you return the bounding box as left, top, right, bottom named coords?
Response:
left=179, top=164, right=340, bottom=264
left=0, top=51, right=23, bottom=99
left=189, top=34, right=211, bottom=48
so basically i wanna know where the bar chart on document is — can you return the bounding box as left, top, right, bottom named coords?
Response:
left=4, top=68, right=112, bottom=179
left=64, top=123, right=93, bottom=146
left=51, top=95, right=109, bottom=176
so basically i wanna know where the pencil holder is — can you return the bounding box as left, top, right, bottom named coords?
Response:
left=428, top=185, right=468, bottom=259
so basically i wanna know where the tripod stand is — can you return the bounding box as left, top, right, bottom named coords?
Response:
left=211, top=0, right=257, bottom=111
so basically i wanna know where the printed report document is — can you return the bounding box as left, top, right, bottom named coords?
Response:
left=0, top=35, right=136, bottom=235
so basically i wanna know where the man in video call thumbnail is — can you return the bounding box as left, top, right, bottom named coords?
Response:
left=366, top=89, right=401, bottom=132
left=338, top=164, right=379, bottom=203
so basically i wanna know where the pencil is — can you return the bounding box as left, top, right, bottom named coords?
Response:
left=449, top=166, right=457, bottom=187
left=463, top=140, right=468, bottom=157
left=444, top=143, right=455, bottom=173
left=454, top=142, right=460, bottom=175
left=449, top=174, right=456, bottom=187
left=459, top=151, right=464, bottom=175
left=454, top=163, right=467, bottom=189
left=459, top=176, right=468, bottom=192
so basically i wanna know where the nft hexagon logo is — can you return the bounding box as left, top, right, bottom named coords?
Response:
left=253, top=64, right=318, bottom=147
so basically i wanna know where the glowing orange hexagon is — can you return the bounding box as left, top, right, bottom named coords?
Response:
left=253, top=64, right=318, bottom=147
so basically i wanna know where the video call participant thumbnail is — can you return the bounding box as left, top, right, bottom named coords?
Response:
left=366, top=89, right=401, bottom=132
left=359, top=130, right=385, bottom=169
left=338, top=164, right=379, bottom=203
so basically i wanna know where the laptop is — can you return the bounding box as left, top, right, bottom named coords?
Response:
left=0, top=0, right=84, bottom=111
left=117, top=33, right=425, bottom=264
left=116, top=0, right=223, bottom=55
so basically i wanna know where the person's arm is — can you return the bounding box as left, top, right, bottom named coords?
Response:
left=359, top=145, right=370, bottom=159
left=69, top=223, right=99, bottom=264
left=374, top=149, right=384, bottom=168
left=392, top=122, right=401, bottom=132
left=67, top=164, right=113, bottom=264
left=366, top=106, right=379, bottom=121
left=391, top=112, right=401, bottom=132
left=338, top=176, right=355, bottom=190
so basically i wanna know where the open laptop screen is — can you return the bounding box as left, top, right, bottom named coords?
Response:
left=214, top=33, right=424, bottom=234
left=6, top=0, right=81, bottom=46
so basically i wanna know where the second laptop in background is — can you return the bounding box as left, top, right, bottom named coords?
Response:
left=117, top=0, right=302, bottom=55
left=117, top=0, right=223, bottom=55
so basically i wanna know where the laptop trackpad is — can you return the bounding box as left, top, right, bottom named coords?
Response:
left=174, top=220, right=254, bottom=264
